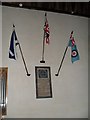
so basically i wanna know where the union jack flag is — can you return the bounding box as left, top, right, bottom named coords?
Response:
left=44, top=13, right=50, bottom=44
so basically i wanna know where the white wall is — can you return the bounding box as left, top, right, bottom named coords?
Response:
left=0, top=4, right=2, bottom=67
left=2, top=6, right=88, bottom=118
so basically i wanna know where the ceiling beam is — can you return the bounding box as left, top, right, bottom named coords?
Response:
left=2, top=2, right=90, bottom=18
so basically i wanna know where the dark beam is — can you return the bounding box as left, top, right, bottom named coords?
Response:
left=2, top=2, right=90, bottom=18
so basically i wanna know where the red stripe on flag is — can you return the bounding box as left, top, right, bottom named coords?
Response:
left=44, top=16, right=50, bottom=44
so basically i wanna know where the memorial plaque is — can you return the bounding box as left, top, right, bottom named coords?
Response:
left=35, top=66, right=52, bottom=98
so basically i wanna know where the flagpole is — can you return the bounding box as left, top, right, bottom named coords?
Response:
left=13, top=25, right=30, bottom=76
left=55, top=31, right=74, bottom=76
left=55, top=45, right=68, bottom=76
left=40, top=13, right=47, bottom=63
left=18, top=43, right=31, bottom=76
left=40, top=31, right=45, bottom=63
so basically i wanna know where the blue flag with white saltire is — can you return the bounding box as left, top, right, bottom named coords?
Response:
left=9, top=29, right=18, bottom=60
left=68, top=31, right=80, bottom=63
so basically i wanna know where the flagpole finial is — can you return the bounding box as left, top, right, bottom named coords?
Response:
left=71, top=31, right=73, bottom=34
left=13, top=24, right=15, bottom=28
left=45, top=12, right=47, bottom=16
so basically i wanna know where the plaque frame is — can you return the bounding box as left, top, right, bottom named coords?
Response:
left=35, top=66, right=52, bottom=99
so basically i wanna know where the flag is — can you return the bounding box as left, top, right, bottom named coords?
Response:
left=68, top=31, right=80, bottom=63
left=44, top=13, right=50, bottom=44
left=9, top=29, right=18, bottom=60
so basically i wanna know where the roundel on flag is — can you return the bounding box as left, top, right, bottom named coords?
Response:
left=71, top=50, right=78, bottom=57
